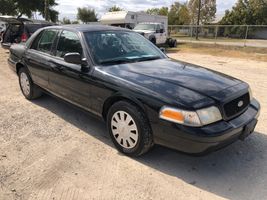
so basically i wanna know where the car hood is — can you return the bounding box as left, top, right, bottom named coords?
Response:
left=95, top=58, right=245, bottom=109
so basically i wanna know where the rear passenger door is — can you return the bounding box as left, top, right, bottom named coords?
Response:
left=25, top=29, right=58, bottom=89
left=48, top=30, right=92, bottom=109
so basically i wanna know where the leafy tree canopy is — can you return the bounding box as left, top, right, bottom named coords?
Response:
left=108, top=5, right=123, bottom=12
left=0, top=0, right=58, bottom=22
left=188, top=0, right=216, bottom=24
left=168, top=2, right=191, bottom=25
left=62, top=17, right=71, bottom=24
left=220, top=0, right=267, bottom=25
left=146, top=7, right=168, bottom=16
left=77, top=7, right=97, bottom=23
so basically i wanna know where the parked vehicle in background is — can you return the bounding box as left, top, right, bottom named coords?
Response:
left=8, top=25, right=260, bottom=157
left=133, top=23, right=177, bottom=47
left=100, top=11, right=167, bottom=29
left=0, top=16, right=54, bottom=49
left=0, top=21, right=6, bottom=42
left=100, top=11, right=177, bottom=47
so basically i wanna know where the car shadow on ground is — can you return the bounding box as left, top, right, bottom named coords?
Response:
left=33, top=95, right=267, bottom=200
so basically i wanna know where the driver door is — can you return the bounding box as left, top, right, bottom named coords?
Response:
left=48, top=30, right=92, bottom=109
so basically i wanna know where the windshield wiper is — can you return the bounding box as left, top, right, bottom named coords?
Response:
left=99, top=58, right=134, bottom=65
left=99, top=56, right=161, bottom=65
left=135, top=56, right=161, bottom=62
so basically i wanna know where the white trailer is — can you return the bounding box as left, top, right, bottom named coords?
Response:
left=100, top=11, right=176, bottom=47
left=100, top=11, right=167, bottom=31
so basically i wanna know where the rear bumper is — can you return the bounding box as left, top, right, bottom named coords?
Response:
left=152, top=99, right=260, bottom=154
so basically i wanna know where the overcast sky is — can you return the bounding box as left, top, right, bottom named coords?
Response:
left=55, top=0, right=237, bottom=20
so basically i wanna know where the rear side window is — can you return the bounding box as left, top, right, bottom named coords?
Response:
left=56, top=30, right=83, bottom=58
left=38, top=30, right=57, bottom=53
left=30, top=31, right=44, bottom=49
left=32, top=29, right=57, bottom=54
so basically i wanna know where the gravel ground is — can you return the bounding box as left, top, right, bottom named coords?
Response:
left=0, top=47, right=266, bottom=200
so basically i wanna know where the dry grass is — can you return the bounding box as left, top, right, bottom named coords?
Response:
left=167, top=43, right=267, bottom=62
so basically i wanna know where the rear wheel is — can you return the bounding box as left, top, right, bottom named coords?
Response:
left=18, top=67, right=42, bottom=100
left=168, top=39, right=177, bottom=48
left=107, top=101, right=153, bottom=157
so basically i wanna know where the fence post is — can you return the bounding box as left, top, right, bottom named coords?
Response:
left=244, top=25, right=249, bottom=47
left=215, top=25, right=218, bottom=45
left=190, top=25, right=193, bottom=42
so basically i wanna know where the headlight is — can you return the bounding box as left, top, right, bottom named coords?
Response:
left=159, top=106, right=222, bottom=127
left=196, top=106, right=222, bottom=125
left=248, top=87, right=253, bottom=101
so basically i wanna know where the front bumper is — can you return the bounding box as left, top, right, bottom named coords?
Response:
left=7, top=57, right=16, bottom=73
left=1, top=42, right=11, bottom=49
left=152, top=99, right=260, bottom=154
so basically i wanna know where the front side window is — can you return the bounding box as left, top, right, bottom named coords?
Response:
left=36, top=29, right=57, bottom=53
left=56, top=30, right=83, bottom=58
left=84, top=31, right=166, bottom=65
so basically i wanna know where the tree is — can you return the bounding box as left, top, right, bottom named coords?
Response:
left=72, top=20, right=79, bottom=24
left=146, top=7, right=168, bottom=16
left=168, top=2, right=190, bottom=25
left=220, top=0, right=267, bottom=25
left=77, top=7, right=97, bottom=23
left=0, top=0, right=58, bottom=22
left=62, top=17, right=71, bottom=24
left=108, top=5, right=123, bottom=12
left=188, top=0, right=217, bottom=24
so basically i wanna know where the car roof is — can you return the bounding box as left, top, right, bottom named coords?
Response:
left=44, top=24, right=131, bottom=32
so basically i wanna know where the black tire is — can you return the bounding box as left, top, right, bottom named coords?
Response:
left=150, top=37, right=156, bottom=45
left=172, top=39, right=177, bottom=48
left=169, top=39, right=177, bottom=48
left=107, top=101, right=154, bottom=157
left=18, top=67, right=42, bottom=100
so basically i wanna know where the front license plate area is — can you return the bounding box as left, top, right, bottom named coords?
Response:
left=240, top=119, right=258, bottom=140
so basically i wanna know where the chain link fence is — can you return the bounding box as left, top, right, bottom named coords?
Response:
left=168, top=25, right=267, bottom=48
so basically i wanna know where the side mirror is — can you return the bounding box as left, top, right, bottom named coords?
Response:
left=160, top=29, right=164, bottom=33
left=156, top=29, right=160, bottom=33
left=64, top=52, right=82, bottom=65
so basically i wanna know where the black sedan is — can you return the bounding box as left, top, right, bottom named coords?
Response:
left=8, top=25, right=260, bottom=156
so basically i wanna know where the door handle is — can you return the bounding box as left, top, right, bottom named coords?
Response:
left=48, top=60, right=63, bottom=71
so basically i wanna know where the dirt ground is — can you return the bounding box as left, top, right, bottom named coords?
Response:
left=0, top=47, right=267, bottom=200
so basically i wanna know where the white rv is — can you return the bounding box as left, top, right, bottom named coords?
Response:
left=100, top=11, right=177, bottom=47
left=100, top=11, right=167, bottom=29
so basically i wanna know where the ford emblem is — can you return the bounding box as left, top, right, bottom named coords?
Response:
left=238, top=100, right=244, bottom=107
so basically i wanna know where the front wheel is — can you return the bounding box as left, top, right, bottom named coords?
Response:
left=18, top=67, right=42, bottom=100
left=107, top=101, right=153, bottom=157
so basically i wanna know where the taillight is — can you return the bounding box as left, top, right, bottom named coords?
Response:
left=21, top=33, right=28, bottom=42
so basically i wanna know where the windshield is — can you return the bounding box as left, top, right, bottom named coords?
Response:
left=84, top=31, right=166, bottom=65
left=133, top=24, right=155, bottom=31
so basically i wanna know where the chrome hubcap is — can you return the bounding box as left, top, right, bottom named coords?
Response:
left=111, top=111, right=138, bottom=149
left=20, top=72, right=30, bottom=96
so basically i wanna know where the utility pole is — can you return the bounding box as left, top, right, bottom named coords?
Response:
left=44, top=0, right=49, bottom=21
left=196, top=0, right=201, bottom=40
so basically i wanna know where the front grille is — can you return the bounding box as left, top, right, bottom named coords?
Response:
left=223, top=93, right=250, bottom=119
